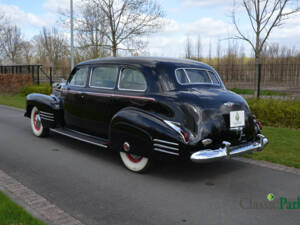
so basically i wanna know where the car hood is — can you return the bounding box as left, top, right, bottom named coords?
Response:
left=160, top=87, right=256, bottom=148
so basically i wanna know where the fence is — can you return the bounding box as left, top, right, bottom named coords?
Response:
left=213, top=64, right=300, bottom=93
left=0, top=65, right=71, bottom=86
left=1, top=63, right=300, bottom=96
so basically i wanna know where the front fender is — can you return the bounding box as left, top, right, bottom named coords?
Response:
left=25, top=93, right=63, bottom=128
left=110, top=107, right=183, bottom=159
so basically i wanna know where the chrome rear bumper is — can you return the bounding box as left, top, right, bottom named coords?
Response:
left=190, top=134, right=268, bottom=163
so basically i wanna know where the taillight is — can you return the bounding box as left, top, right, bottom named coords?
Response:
left=256, top=121, right=262, bottom=130
left=164, top=120, right=189, bottom=143
left=180, top=130, right=189, bottom=143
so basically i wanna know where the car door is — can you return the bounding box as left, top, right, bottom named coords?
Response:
left=83, top=65, right=119, bottom=138
left=63, top=66, right=90, bottom=131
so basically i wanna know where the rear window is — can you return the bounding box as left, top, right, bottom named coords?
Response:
left=175, top=69, right=219, bottom=85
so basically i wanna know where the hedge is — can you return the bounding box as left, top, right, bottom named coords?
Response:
left=247, top=98, right=300, bottom=129
left=20, top=84, right=52, bottom=96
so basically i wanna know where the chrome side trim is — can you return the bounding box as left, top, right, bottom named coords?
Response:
left=39, top=114, right=54, bottom=119
left=153, top=144, right=179, bottom=151
left=50, top=129, right=108, bottom=148
left=40, top=117, right=55, bottom=122
left=63, top=89, right=155, bottom=102
left=153, top=139, right=179, bottom=146
left=39, top=111, right=54, bottom=116
left=190, top=134, right=269, bottom=163
left=154, top=148, right=179, bottom=156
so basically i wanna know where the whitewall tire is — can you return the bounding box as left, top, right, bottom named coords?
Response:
left=31, top=106, right=49, bottom=137
left=120, top=152, right=151, bottom=173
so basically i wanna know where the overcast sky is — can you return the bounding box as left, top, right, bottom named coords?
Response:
left=0, top=0, right=300, bottom=57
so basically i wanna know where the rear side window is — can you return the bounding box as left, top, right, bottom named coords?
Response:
left=175, top=68, right=220, bottom=85
left=118, top=68, right=147, bottom=91
left=69, top=67, right=89, bottom=86
left=90, top=66, right=118, bottom=89
left=208, top=71, right=219, bottom=84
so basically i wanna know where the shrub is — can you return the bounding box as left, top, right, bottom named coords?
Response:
left=0, top=74, right=33, bottom=93
left=21, top=83, right=52, bottom=96
left=247, top=98, right=300, bottom=129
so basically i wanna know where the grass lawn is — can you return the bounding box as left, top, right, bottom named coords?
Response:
left=230, top=88, right=286, bottom=96
left=0, top=191, right=46, bottom=225
left=0, top=94, right=26, bottom=109
left=245, top=127, right=300, bottom=169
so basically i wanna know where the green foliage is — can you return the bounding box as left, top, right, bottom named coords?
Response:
left=245, top=127, right=300, bottom=169
left=21, top=83, right=52, bottom=96
left=247, top=98, right=300, bottom=128
left=0, top=191, right=46, bottom=225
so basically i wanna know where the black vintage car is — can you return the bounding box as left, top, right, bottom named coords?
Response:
left=25, top=57, right=268, bottom=173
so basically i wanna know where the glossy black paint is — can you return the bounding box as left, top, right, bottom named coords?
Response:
left=25, top=57, right=259, bottom=161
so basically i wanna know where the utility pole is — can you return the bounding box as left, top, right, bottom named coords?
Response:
left=70, top=0, right=74, bottom=70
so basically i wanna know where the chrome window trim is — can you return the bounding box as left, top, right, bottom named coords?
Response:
left=174, top=68, right=221, bottom=86
left=117, top=68, right=147, bottom=92
left=88, top=66, right=119, bottom=90
left=68, top=66, right=89, bottom=88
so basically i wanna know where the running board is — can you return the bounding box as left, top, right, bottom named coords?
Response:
left=50, top=128, right=109, bottom=149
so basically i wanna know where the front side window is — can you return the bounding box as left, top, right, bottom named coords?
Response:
left=69, top=67, right=89, bottom=86
left=118, top=68, right=147, bottom=91
left=90, top=66, right=119, bottom=89
left=175, top=68, right=220, bottom=85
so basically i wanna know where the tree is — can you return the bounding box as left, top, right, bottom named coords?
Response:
left=91, top=0, right=165, bottom=56
left=195, top=35, right=202, bottom=60
left=0, top=25, right=24, bottom=64
left=232, top=0, right=300, bottom=64
left=185, top=35, right=193, bottom=59
left=76, top=2, right=110, bottom=59
left=34, top=27, right=69, bottom=68
left=21, top=41, right=34, bottom=64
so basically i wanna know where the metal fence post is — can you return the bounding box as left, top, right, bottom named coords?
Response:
left=31, top=65, right=35, bottom=84
left=50, top=67, right=53, bottom=86
left=37, top=65, right=40, bottom=86
left=257, top=64, right=262, bottom=98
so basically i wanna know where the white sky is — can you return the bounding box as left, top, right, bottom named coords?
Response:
left=0, top=0, right=300, bottom=57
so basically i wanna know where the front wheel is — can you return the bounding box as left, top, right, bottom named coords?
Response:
left=30, top=106, right=49, bottom=137
left=120, top=151, right=152, bottom=173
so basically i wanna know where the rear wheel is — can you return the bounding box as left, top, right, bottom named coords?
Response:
left=30, top=106, right=49, bottom=137
left=119, top=142, right=152, bottom=173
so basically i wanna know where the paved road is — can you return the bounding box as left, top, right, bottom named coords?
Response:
left=0, top=105, right=299, bottom=225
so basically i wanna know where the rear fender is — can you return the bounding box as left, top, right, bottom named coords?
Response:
left=110, top=108, right=182, bottom=159
left=25, top=93, right=63, bottom=128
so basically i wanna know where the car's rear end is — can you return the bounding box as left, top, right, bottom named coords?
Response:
left=155, top=61, right=268, bottom=162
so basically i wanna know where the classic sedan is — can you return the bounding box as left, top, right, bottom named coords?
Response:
left=24, top=57, right=268, bottom=173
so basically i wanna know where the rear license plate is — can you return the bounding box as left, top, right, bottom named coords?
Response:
left=230, top=111, right=245, bottom=128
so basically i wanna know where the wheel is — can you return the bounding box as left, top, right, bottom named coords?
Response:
left=30, top=106, right=49, bottom=137
left=119, top=142, right=152, bottom=173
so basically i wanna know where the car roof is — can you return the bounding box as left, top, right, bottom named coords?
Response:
left=77, top=56, right=212, bottom=69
